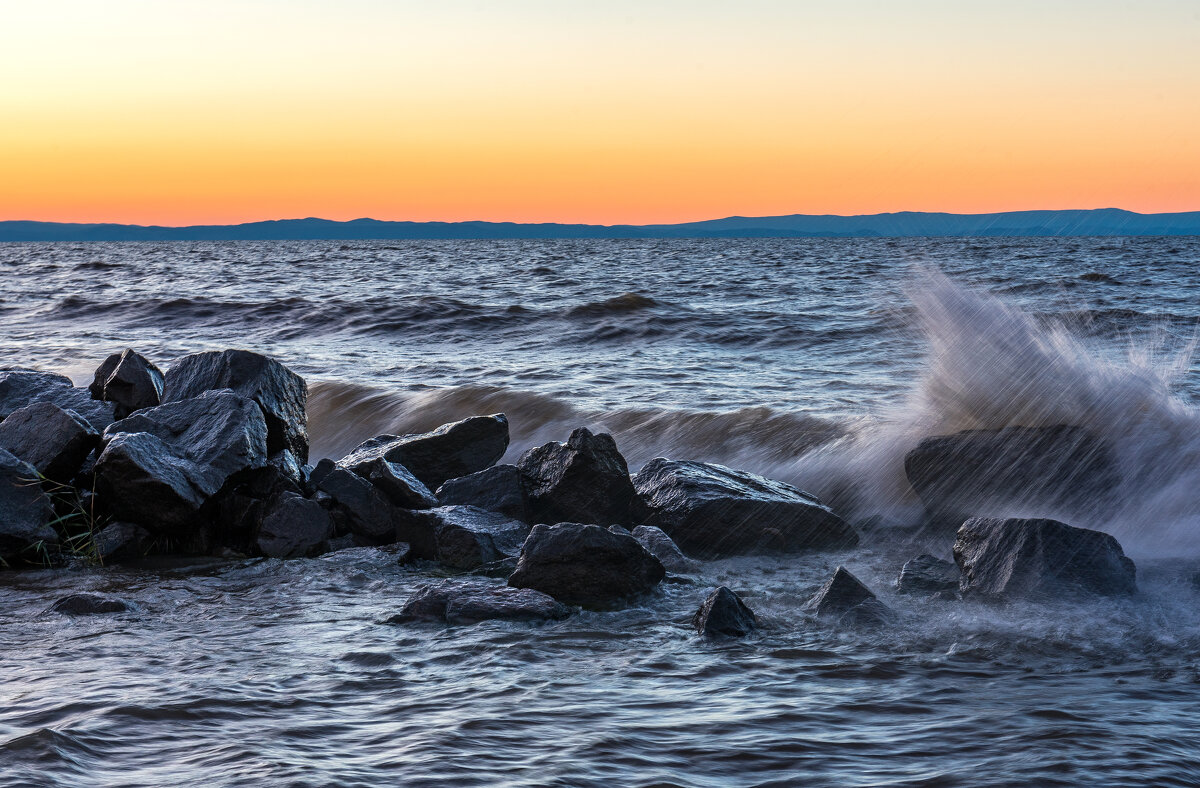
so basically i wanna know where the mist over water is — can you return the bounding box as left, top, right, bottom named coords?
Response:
left=3, top=238, right=1200, bottom=786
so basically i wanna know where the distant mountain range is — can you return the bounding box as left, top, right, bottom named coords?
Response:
left=2, top=208, right=1199, bottom=241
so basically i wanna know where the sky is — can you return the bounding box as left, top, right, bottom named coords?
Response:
left=1, top=0, right=1198, bottom=225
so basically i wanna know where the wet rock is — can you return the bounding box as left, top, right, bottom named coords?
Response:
left=269, top=449, right=306, bottom=489
left=631, top=525, right=692, bottom=573
left=49, top=593, right=130, bottom=615
left=94, top=391, right=270, bottom=533
left=436, top=464, right=528, bottom=520
left=0, top=368, right=114, bottom=431
left=89, top=349, right=164, bottom=419
left=386, top=579, right=570, bottom=625
left=307, top=457, right=337, bottom=492
left=0, top=448, right=57, bottom=565
left=93, top=521, right=150, bottom=562
left=337, top=443, right=437, bottom=509
left=316, top=466, right=399, bottom=544
left=693, top=586, right=757, bottom=637
left=396, top=505, right=531, bottom=568
left=255, top=492, right=335, bottom=558
left=507, top=522, right=665, bottom=607
left=343, top=414, right=510, bottom=492
left=518, top=428, right=638, bottom=526
left=162, top=349, right=309, bottom=462
left=954, top=517, right=1137, bottom=598
left=836, top=598, right=895, bottom=629
left=896, top=554, right=960, bottom=596
left=804, top=567, right=878, bottom=617
left=633, top=459, right=858, bottom=558
left=904, top=426, right=1118, bottom=529
left=0, top=402, right=99, bottom=481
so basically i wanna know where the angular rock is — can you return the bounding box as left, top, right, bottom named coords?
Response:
left=93, top=521, right=150, bottom=562
left=0, top=448, right=57, bottom=565
left=631, top=525, right=692, bottom=573
left=89, top=349, right=164, bottom=419
left=0, top=402, right=99, bottom=481
left=904, top=426, right=1118, bottom=528
left=395, top=505, right=531, bottom=569
left=317, top=466, right=399, bottom=544
left=162, top=349, right=309, bottom=462
left=436, top=464, right=528, bottom=520
left=804, top=566, right=877, bottom=617
left=94, top=391, right=270, bottom=533
left=255, top=492, right=334, bottom=558
left=836, top=598, right=895, bottom=629
left=386, top=579, right=570, bottom=625
left=336, top=443, right=436, bottom=509
left=49, top=593, right=130, bottom=615
left=896, top=554, right=960, bottom=596
left=633, top=459, right=858, bottom=558
left=0, top=368, right=114, bottom=431
left=954, top=517, right=1137, bottom=598
left=518, top=428, right=638, bottom=526
left=507, top=522, right=665, bottom=607
left=693, top=586, right=757, bottom=637
left=342, top=414, right=510, bottom=492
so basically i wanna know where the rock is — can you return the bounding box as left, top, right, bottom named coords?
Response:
left=255, top=492, right=335, bottom=558
left=92, top=521, right=150, bottom=562
left=341, top=414, right=510, bottom=492
left=0, top=448, right=57, bottom=565
left=49, top=593, right=130, bottom=615
left=954, top=517, right=1137, bottom=598
left=316, top=466, right=400, bottom=544
left=336, top=443, right=437, bottom=509
left=0, top=402, right=99, bottom=481
left=307, top=457, right=337, bottom=492
left=269, top=450, right=306, bottom=488
left=633, top=459, right=858, bottom=558
left=397, top=505, right=531, bottom=569
left=836, top=598, right=895, bottom=628
left=436, top=464, right=528, bottom=520
left=904, top=426, right=1118, bottom=528
left=692, top=586, right=757, bottom=637
left=631, top=525, right=692, bottom=573
left=386, top=579, right=570, bottom=625
left=89, top=349, right=164, bottom=419
left=804, top=567, right=877, bottom=617
left=162, top=349, right=309, bottom=462
left=0, top=368, right=114, bottom=431
left=896, top=554, right=960, bottom=596
left=518, top=428, right=638, bottom=526
left=507, top=522, right=665, bottom=607
left=94, top=391, right=270, bottom=533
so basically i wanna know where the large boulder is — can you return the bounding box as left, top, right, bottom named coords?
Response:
left=507, top=522, right=665, bottom=607
left=386, top=580, right=570, bottom=626
left=336, top=443, right=437, bottom=510
left=162, top=350, right=309, bottom=462
left=693, top=586, right=757, bottom=637
left=633, top=459, right=858, bottom=558
left=518, top=428, right=638, bottom=526
left=953, top=517, right=1137, bottom=598
left=0, top=448, right=57, bottom=565
left=0, top=368, right=114, bottom=431
left=94, top=391, right=270, bottom=534
left=631, top=525, right=692, bottom=573
left=395, top=505, right=531, bottom=569
left=89, top=349, right=164, bottom=419
left=904, top=426, right=1118, bottom=528
left=0, top=402, right=99, bottom=481
left=255, top=492, right=335, bottom=558
left=341, top=414, right=509, bottom=492
left=436, top=464, right=528, bottom=521
left=316, top=466, right=400, bottom=544
left=895, top=554, right=960, bottom=596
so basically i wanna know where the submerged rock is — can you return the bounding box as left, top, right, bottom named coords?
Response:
left=0, top=368, right=115, bottom=431
left=693, top=586, right=757, bottom=637
left=436, top=464, right=528, bottom=520
left=386, top=580, right=570, bottom=625
left=631, top=525, right=692, bottom=573
left=49, top=593, right=130, bottom=615
left=954, top=517, right=1137, bottom=598
left=162, top=349, right=309, bottom=462
left=0, top=401, right=99, bottom=482
left=904, top=426, right=1118, bottom=528
left=835, top=598, right=894, bottom=629
left=633, top=459, right=858, bottom=558
left=255, top=492, right=335, bottom=558
left=89, top=349, right=164, bottom=419
left=395, top=505, right=531, bottom=569
left=804, top=567, right=878, bottom=616
left=344, top=414, right=509, bottom=492
left=896, top=554, right=960, bottom=596
left=0, top=448, right=57, bottom=565
left=507, top=522, right=665, bottom=607
left=518, top=428, right=638, bottom=526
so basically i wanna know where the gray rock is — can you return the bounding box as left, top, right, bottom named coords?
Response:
left=94, top=391, right=270, bottom=533
left=93, top=521, right=150, bottom=562
left=954, top=517, right=1137, bottom=598
left=89, top=349, right=164, bottom=419
left=336, top=443, right=437, bottom=509
left=255, top=492, right=335, bottom=558
left=386, top=579, right=570, bottom=625
left=49, top=593, right=130, bottom=615
left=693, top=586, right=757, bottom=637
left=633, top=459, right=858, bottom=558
left=162, top=349, right=309, bottom=462
left=804, top=567, right=878, bottom=617
left=0, top=401, right=99, bottom=481
left=401, top=505, right=531, bottom=569
left=317, top=466, right=400, bottom=544
left=507, top=522, right=665, bottom=607
left=836, top=598, right=895, bottom=628
left=896, top=554, right=960, bottom=596
left=436, top=464, right=528, bottom=520
left=0, top=448, right=57, bottom=565
left=631, top=525, right=692, bottom=573
left=518, top=428, right=638, bottom=526
left=0, top=368, right=114, bottom=431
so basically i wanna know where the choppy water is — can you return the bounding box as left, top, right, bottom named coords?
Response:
left=2, top=238, right=1200, bottom=786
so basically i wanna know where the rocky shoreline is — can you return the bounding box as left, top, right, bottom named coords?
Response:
left=0, top=349, right=1139, bottom=632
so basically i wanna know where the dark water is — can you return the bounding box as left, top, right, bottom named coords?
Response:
left=2, top=238, right=1200, bottom=786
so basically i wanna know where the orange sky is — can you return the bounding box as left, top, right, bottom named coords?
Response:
left=2, top=1, right=1198, bottom=225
